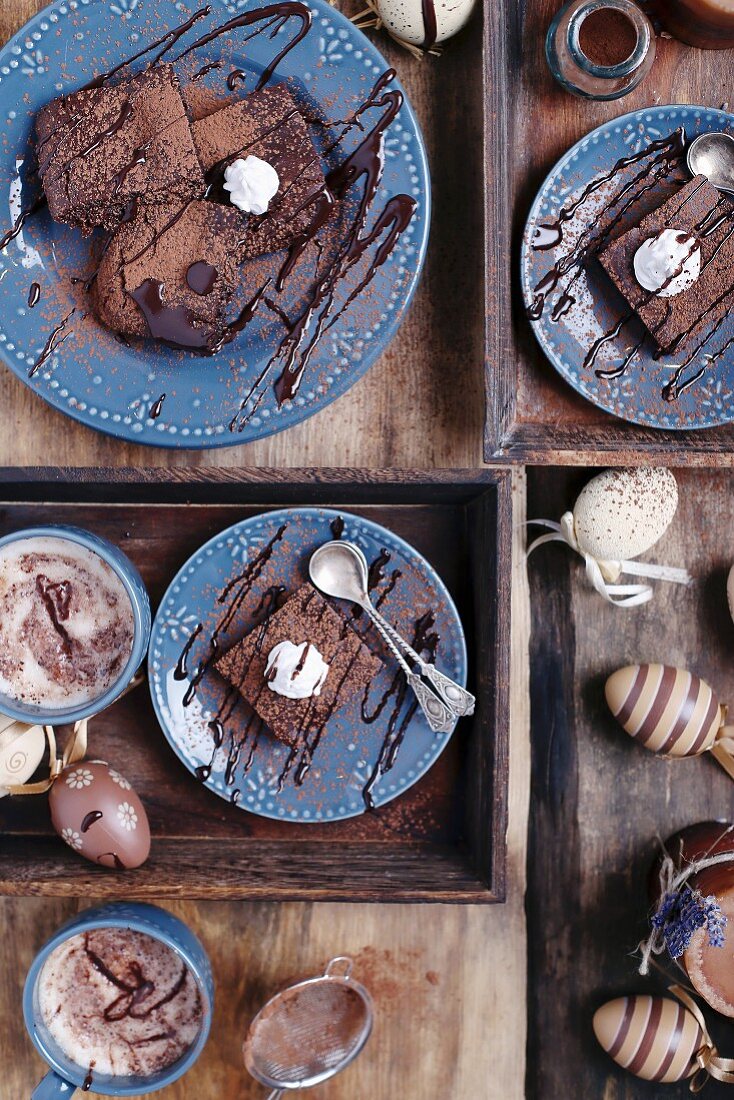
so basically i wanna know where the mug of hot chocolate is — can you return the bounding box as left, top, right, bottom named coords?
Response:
left=0, top=526, right=151, bottom=725
left=23, top=902, right=213, bottom=1097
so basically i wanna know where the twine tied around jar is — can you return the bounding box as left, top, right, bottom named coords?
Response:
left=527, top=513, right=692, bottom=607
left=639, top=827, right=734, bottom=978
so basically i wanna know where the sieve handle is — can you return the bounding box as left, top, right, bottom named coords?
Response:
left=266, top=1091, right=284, bottom=1100
left=325, top=956, right=354, bottom=979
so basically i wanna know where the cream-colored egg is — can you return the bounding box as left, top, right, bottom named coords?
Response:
left=0, top=717, right=46, bottom=796
left=374, top=0, right=476, bottom=49
left=573, top=467, right=678, bottom=562
left=594, top=995, right=703, bottom=1082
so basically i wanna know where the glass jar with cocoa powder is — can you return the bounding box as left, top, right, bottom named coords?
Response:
left=546, top=0, right=656, bottom=100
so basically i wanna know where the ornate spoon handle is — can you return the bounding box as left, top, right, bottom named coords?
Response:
left=364, top=608, right=455, bottom=734
left=370, top=607, right=475, bottom=717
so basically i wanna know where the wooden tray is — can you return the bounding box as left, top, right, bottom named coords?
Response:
left=526, top=466, right=734, bottom=1097
left=0, top=467, right=511, bottom=904
left=484, top=3, right=734, bottom=465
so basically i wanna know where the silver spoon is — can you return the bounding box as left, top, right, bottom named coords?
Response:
left=687, top=132, right=734, bottom=196
left=309, top=541, right=475, bottom=735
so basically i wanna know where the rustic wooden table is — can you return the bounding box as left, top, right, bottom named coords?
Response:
left=0, top=2, right=530, bottom=1096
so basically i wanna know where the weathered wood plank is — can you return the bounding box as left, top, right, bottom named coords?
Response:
left=527, top=466, right=734, bottom=1097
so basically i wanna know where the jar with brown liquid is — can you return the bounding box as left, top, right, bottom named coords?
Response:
left=651, top=822, right=734, bottom=1018
left=654, top=0, right=734, bottom=49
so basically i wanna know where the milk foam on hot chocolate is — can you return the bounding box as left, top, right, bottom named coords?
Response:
left=38, top=928, right=203, bottom=1079
left=265, top=639, right=330, bottom=699
left=633, top=228, right=701, bottom=297
left=0, top=536, right=135, bottom=708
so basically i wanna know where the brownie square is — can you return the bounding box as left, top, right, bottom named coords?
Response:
left=192, top=83, right=326, bottom=257
left=598, top=175, right=734, bottom=353
left=93, top=199, right=244, bottom=348
left=215, top=584, right=383, bottom=747
left=36, top=64, right=205, bottom=233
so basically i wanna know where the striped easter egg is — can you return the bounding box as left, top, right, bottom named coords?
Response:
left=593, top=995, right=704, bottom=1083
left=605, top=665, right=723, bottom=757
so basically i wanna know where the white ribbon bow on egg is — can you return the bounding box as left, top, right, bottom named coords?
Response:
left=527, top=512, right=692, bottom=608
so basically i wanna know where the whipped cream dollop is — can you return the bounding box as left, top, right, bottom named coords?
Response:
left=223, top=155, right=280, bottom=216
left=265, top=640, right=330, bottom=700
left=632, top=228, right=701, bottom=298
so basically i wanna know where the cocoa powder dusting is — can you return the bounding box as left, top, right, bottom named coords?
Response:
left=579, top=9, right=638, bottom=67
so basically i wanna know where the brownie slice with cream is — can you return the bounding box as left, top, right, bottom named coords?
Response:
left=598, top=174, right=734, bottom=353
left=192, top=83, right=327, bottom=257
left=216, top=584, right=383, bottom=747
left=36, top=64, right=205, bottom=233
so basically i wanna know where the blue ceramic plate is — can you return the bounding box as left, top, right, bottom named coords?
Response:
left=0, top=0, right=429, bottom=447
left=148, top=508, right=467, bottom=822
left=521, top=105, right=734, bottom=430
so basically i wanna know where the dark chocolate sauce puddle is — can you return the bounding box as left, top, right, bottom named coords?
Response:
left=27, top=282, right=41, bottom=308
left=186, top=261, right=217, bottom=295
left=150, top=393, right=166, bottom=419
left=130, top=279, right=213, bottom=349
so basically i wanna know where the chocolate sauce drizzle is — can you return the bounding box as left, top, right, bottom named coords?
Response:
left=150, top=393, right=166, bottom=420
left=28, top=309, right=76, bottom=378
left=27, top=282, right=41, bottom=308
left=228, top=69, right=416, bottom=431
left=81, top=810, right=103, bottom=833
left=82, top=1063, right=95, bottom=1092
left=36, top=573, right=73, bottom=656
left=0, top=194, right=47, bottom=253
left=174, top=3, right=312, bottom=93
left=178, top=524, right=287, bottom=712
left=361, top=610, right=439, bottom=810
left=83, top=933, right=190, bottom=1022
left=421, top=0, right=438, bottom=50
left=530, top=126, right=734, bottom=400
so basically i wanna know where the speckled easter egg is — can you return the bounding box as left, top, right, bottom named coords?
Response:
left=573, top=468, right=678, bottom=562
left=49, top=759, right=150, bottom=869
left=374, top=0, right=476, bottom=49
left=593, top=995, right=704, bottom=1082
left=605, top=665, right=722, bottom=757
left=0, top=719, right=45, bottom=796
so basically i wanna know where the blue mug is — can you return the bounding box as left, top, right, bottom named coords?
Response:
left=0, top=524, right=151, bottom=726
left=23, top=902, right=214, bottom=1097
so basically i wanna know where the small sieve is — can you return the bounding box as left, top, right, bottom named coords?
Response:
left=243, top=957, right=373, bottom=1098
